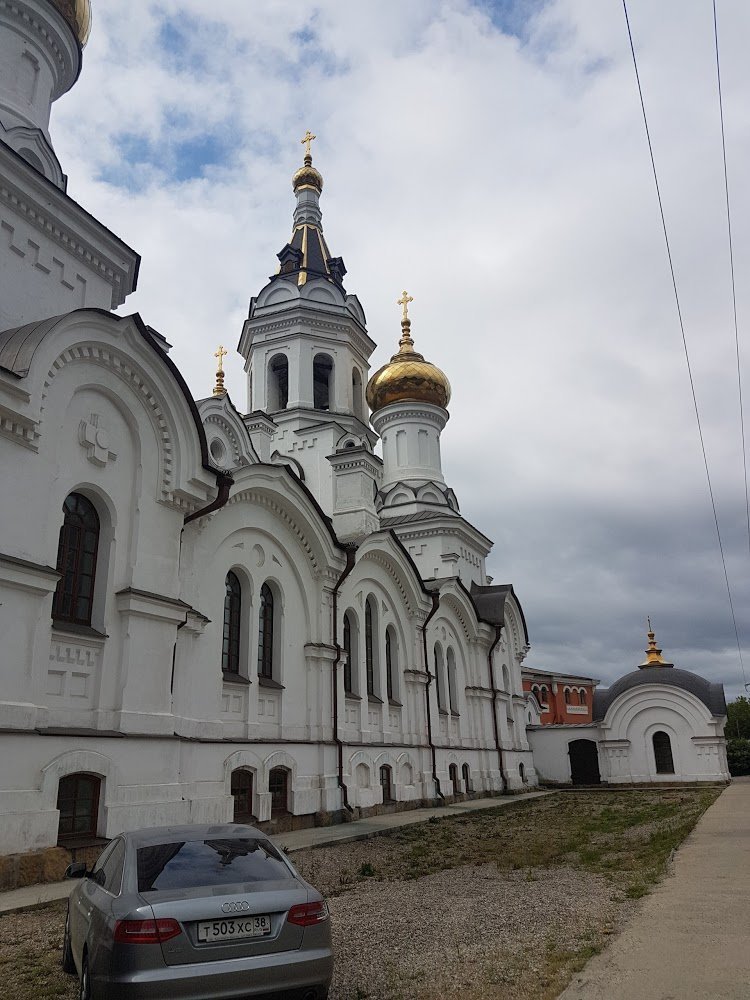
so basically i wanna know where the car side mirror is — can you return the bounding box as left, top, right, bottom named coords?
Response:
left=65, top=862, right=87, bottom=879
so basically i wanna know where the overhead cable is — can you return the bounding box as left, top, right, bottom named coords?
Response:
left=621, top=0, right=748, bottom=690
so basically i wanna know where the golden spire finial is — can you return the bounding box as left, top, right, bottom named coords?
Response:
left=397, top=290, right=415, bottom=352
left=301, top=129, right=316, bottom=164
left=641, top=617, right=667, bottom=666
left=213, top=345, right=228, bottom=398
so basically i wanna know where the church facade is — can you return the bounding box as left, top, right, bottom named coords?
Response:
left=0, top=0, right=536, bottom=858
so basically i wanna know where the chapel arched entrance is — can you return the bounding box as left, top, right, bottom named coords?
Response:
left=568, top=739, right=601, bottom=785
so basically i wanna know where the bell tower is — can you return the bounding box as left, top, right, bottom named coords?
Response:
left=239, top=134, right=378, bottom=513
left=0, top=0, right=90, bottom=189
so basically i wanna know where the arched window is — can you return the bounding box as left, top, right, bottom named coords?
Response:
left=385, top=627, right=398, bottom=702
left=502, top=664, right=510, bottom=692
left=268, top=354, right=289, bottom=411
left=343, top=611, right=359, bottom=696
left=519, top=762, right=527, bottom=783
left=653, top=731, right=675, bottom=774
left=356, top=763, right=370, bottom=788
left=352, top=367, right=363, bottom=420
left=313, top=353, right=333, bottom=410
left=564, top=687, right=571, bottom=705
left=365, top=597, right=377, bottom=696
left=447, top=648, right=459, bottom=714
left=222, top=571, right=242, bottom=673
left=231, top=769, right=254, bottom=822
left=257, top=583, right=274, bottom=679
left=379, top=765, right=393, bottom=803
left=56, top=773, right=101, bottom=843
left=434, top=645, right=447, bottom=711
left=540, top=686, right=548, bottom=705
left=269, top=767, right=290, bottom=815
left=579, top=688, right=587, bottom=705
left=52, top=493, right=100, bottom=626
left=462, top=763, right=472, bottom=792
left=449, top=763, right=460, bottom=795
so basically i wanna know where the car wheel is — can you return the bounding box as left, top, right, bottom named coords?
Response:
left=79, top=953, right=91, bottom=1000
left=61, top=908, right=76, bottom=974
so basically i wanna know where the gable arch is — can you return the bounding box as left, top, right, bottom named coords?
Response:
left=41, top=749, right=118, bottom=810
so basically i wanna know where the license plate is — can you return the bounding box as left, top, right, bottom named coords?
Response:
left=197, top=915, right=271, bottom=943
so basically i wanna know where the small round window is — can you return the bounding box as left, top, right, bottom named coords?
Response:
left=210, top=438, right=226, bottom=465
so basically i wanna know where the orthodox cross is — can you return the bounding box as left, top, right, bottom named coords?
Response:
left=397, top=290, right=413, bottom=323
left=213, top=345, right=228, bottom=397
left=301, top=130, right=316, bottom=156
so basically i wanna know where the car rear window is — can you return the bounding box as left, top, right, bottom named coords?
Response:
left=137, top=838, right=293, bottom=892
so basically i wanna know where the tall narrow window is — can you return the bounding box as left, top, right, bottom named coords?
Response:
left=365, top=598, right=375, bottom=696
left=258, top=583, right=274, bottom=679
left=385, top=629, right=394, bottom=701
left=352, top=367, right=363, bottom=420
left=435, top=645, right=446, bottom=711
left=343, top=612, right=353, bottom=694
left=52, top=493, right=100, bottom=626
left=447, top=647, right=458, bottom=714
left=462, top=763, right=472, bottom=792
left=269, top=354, right=289, bottom=411
left=653, top=731, right=675, bottom=774
left=222, top=572, right=241, bottom=673
left=56, top=773, right=101, bottom=843
left=313, top=353, right=333, bottom=410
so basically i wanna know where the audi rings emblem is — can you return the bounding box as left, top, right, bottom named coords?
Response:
left=222, top=900, right=251, bottom=913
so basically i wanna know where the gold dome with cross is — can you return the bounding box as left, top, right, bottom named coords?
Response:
left=366, top=292, right=451, bottom=414
left=292, top=130, right=323, bottom=193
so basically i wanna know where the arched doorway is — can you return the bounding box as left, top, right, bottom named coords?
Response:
left=379, top=765, right=393, bottom=803
left=268, top=767, right=290, bottom=816
left=568, top=739, right=601, bottom=785
left=448, top=763, right=460, bottom=795
left=231, top=769, right=254, bottom=823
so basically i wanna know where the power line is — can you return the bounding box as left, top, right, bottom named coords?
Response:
left=712, top=0, right=750, bottom=693
left=621, top=0, right=748, bottom=691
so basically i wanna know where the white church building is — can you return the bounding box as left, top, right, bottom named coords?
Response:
left=0, top=1, right=729, bottom=866
left=0, top=0, right=537, bottom=859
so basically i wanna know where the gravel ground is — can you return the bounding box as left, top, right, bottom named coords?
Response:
left=324, top=864, right=629, bottom=1000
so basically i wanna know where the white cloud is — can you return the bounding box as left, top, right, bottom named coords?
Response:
left=52, top=0, right=750, bottom=698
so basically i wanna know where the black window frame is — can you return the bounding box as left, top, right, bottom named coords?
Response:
left=257, top=582, right=274, bottom=680
left=231, top=769, right=255, bottom=823
left=222, top=571, right=242, bottom=674
left=343, top=611, right=354, bottom=694
left=365, top=598, right=375, bottom=696
left=52, top=492, right=100, bottom=626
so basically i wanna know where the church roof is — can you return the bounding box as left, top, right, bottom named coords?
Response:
left=592, top=666, right=727, bottom=720
left=469, top=581, right=530, bottom=644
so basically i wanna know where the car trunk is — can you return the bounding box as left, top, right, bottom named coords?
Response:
left=144, top=880, right=307, bottom=966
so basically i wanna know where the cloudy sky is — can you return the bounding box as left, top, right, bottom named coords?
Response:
left=52, top=0, right=750, bottom=699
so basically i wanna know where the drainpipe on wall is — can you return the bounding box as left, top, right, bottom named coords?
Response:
left=421, top=592, right=444, bottom=802
left=184, top=472, right=234, bottom=525
left=331, top=546, right=357, bottom=814
left=488, top=626, right=508, bottom=793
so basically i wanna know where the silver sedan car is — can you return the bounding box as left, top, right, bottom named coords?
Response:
left=62, top=824, right=333, bottom=1000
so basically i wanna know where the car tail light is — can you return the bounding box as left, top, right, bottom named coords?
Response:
left=287, top=901, right=329, bottom=927
left=114, top=918, right=182, bottom=944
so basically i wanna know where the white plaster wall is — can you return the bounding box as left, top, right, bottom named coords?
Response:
left=526, top=725, right=601, bottom=784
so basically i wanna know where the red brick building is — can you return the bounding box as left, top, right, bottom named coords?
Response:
left=522, top=669, right=598, bottom=725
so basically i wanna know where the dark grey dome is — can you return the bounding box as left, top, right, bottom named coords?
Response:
left=593, top=666, right=727, bottom=721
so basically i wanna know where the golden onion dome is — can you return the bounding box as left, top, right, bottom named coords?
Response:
left=292, top=155, right=323, bottom=194
left=366, top=293, right=451, bottom=414
left=48, top=0, right=92, bottom=45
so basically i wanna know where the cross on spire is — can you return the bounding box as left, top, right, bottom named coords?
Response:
left=213, top=345, right=228, bottom=397
left=397, top=290, right=413, bottom=324
left=301, top=130, right=316, bottom=157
